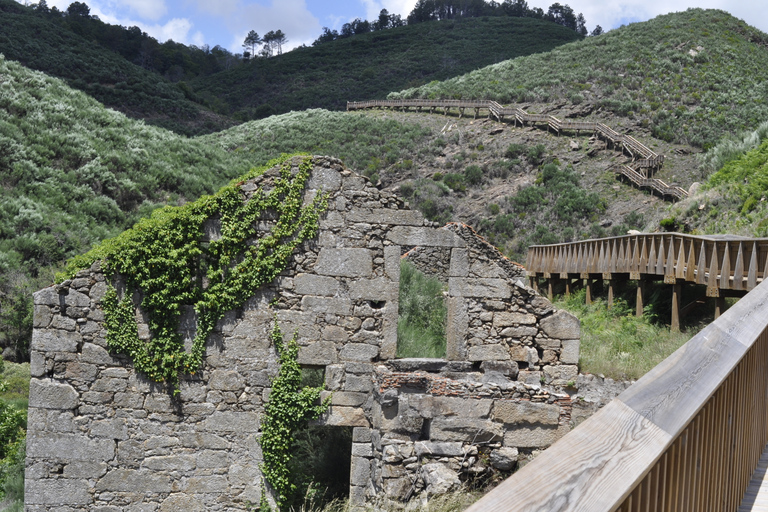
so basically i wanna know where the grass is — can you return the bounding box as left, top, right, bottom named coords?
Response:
left=397, top=260, right=447, bottom=358
left=554, top=289, right=696, bottom=380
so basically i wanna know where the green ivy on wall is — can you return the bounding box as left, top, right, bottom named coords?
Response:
left=63, top=154, right=328, bottom=391
left=259, top=321, right=330, bottom=511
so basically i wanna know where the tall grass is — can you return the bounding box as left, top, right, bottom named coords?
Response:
left=555, top=289, right=695, bottom=380
left=397, top=260, right=447, bottom=358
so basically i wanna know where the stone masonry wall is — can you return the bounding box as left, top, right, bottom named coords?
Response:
left=26, top=156, right=585, bottom=510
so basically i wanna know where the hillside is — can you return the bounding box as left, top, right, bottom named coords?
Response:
left=0, top=55, right=255, bottom=359
left=188, top=16, right=582, bottom=120
left=0, top=0, right=233, bottom=135
left=390, top=8, right=768, bottom=149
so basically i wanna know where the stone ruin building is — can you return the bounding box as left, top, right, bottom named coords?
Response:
left=25, top=155, right=617, bottom=511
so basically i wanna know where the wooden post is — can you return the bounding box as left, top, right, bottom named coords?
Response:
left=636, top=278, right=645, bottom=317
left=547, top=278, right=554, bottom=301
left=608, top=279, right=615, bottom=309
left=715, top=297, right=725, bottom=319
left=565, top=278, right=572, bottom=297
left=671, top=281, right=682, bottom=332
left=586, top=278, right=592, bottom=305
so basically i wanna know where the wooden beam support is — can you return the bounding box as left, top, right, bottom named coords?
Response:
left=586, top=278, right=593, bottom=305
left=671, top=281, right=682, bottom=332
left=636, top=278, right=645, bottom=317
left=715, top=297, right=725, bottom=319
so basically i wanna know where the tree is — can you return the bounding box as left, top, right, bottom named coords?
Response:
left=546, top=2, right=577, bottom=31
left=590, top=25, right=604, bottom=36
left=502, top=0, right=529, bottom=17
left=313, top=27, right=338, bottom=45
left=243, top=30, right=261, bottom=60
left=576, top=13, right=587, bottom=37
left=66, top=1, right=90, bottom=17
left=272, top=29, right=287, bottom=55
left=34, top=0, right=50, bottom=14
left=261, top=30, right=276, bottom=57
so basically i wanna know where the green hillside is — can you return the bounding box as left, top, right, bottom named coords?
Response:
left=0, top=0, right=232, bottom=135
left=391, top=8, right=768, bottom=149
left=189, top=16, right=582, bottom=120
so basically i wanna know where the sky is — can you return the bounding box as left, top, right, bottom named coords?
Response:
left=20, top=0, right=768, bottom=54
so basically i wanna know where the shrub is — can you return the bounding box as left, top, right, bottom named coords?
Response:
left=505, top=143, right=526, bottom=159
left=659, top=217, right=678, bottom=231
left=464, top=164, right=483, bottom=185
left=526, top=144, right=546, bottom=163
left=443, top=173, right=466, bottom=192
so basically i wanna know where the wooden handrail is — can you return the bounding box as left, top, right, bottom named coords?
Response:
left=465, top=277, right=768, bottom=511
left=347, top=98, right=680, bottom=198
left=525, top=234, right=768, bottom=295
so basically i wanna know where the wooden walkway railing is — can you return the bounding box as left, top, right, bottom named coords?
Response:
left=526, top=233, right=768, bottom=329
left=464, top=276, right=768, bottom=511
left=347, top=98, right=685, bottom=200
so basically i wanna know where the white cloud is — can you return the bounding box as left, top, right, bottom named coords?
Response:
left=119, top=0, right=168, bottom=21
left=358, top=0, right=417, bottom=20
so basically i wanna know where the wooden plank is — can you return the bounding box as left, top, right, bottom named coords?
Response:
left=676, top=239, right=687, bottom=280
left=708, top=247, right=720, bottom=296
left=697, top=240, right=708, bottom=285
left=621, top=280, right=768, bottom=436
left=721, top=242, right=732, bottom=290
left=735, top=242, right=745, bottom=291
left=656, top=237, right=666, bottom=276
left=463, top=400, right=671, bottom=512
left=647, top=237, right=657, bottom=276
left=686, top=239, right=697, bottom=282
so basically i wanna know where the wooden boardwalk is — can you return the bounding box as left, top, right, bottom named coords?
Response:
left=740, top=446, right=768, bottom=512
left=526, top=232, right=768, bottom=329
left=347, top=98, right=687, bottom=201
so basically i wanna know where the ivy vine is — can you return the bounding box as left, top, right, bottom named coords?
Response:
left=63, top=154, right=327, bottom=391
left=259, top=321, right=330, bottom=511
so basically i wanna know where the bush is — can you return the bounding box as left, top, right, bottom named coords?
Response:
left=443, top=173, right=466, bottom=192
left=505, top=143, right=526, bottom=159
left=526, top=144, right=546, bottom=163
left=464, top=165, right=483, bottom=185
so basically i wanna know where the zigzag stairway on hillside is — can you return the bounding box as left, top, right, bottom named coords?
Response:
left=347, top=99, right=688, bottom=201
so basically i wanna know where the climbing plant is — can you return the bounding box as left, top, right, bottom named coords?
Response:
left=62, top=154, right=328, bottom=391
left=259, top=321, right=330, bottom=510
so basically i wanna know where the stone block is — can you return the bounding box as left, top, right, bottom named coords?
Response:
left=331, top=392, right=368, bottom=407
left=91, top=418, right=129, bottom=440
left=470, top=260, right=505, bottom=279
left=543, top=365, right=579, bottom=384
left=350, top=456, right=371, bottom=486
left=414, top=441, right=464, bottom=457
left=26, top=408, right=75, bottom=433
left=347, top=209, right=424, bottom=226
left=308, top=167, right=342, bottom=192
left=143, top=455, right=196, bottom=472
left=560, top=339, right=580, bottom=365
left=387, top=226, right=466, bottom=247
left=179, top=433, right=229, bottom=450
left=50, top=315, right=76, bottom=331
left=90, top=281, right=108, bottom=302
left=340, top=343, right=379, bottom=362
left=422, top=463, right=461, bottom=495
left=208, top=369, right=244, bottom=391
left=301, top=296, right=351, bottom=316
left=91, top=377, right=127, bottom=393
left=65, top=362, right=98, bottom=381
left=179, top=476, right=228, bottom=493
left=492, top=401, right=560, bottom=425
left=33, top=287, right=60, bottom=306
left=25, top=478, right=91, bottom=506
left=113, top=392, right=145, bottom=409
left=27, top=433, right=115, bottom=461
left=384, top=245, right=401, bottom=282
left=201, top=411, right=260, bottom=433
left=429, top=418, right=503, bottom=443
left=449, top=248, right=469, bottom=277
left=324, top=365, right=344, bottom=390
left=29, top=380, right=79, bottom=410
left=348, top=278, right=397, bottom=301
left=468, top=344, right=510, bottom=361
left=81, top=343, right=115, bottom=364
left=63, top=289, right=90, bottom=308
left=503, top=426, right=558, bottom=448
left=352, top=427, right=372, bottom=443
left=345, top=375, right=373, bottom=393
left=314, top=248, right=373, bottom=278
left=449, top=278, right=510, bottom=299
left=537, top=338, right=562, bottom=350
left=446, top=297, right=468, bottom=361
left=294, top=274, right=340, bottom=296
left=384, top=477, right=412, bottom=499
left=62, top=461, right=107, bottom=479
left=298, top=341, right=338, bottom=366
left=159, top=495, right=206, bottom=512
left=539, top=310, right=580, bottom=340
left=322, top=325, right=348, bottom=342
left=30, top=351, right=45, bottom=377
left=493, top=311, right=537, bottom=327
left=319, top=406, right=369, bottom=427
left=407, top=396, right=493, bottom=419
left=352, top=442, right=373, bottom=457
left=31, top=329, right=80, bottom=353
left=489, top=447, right=518, bottom=471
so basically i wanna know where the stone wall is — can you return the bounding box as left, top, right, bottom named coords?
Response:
left=26, top=156, right=587, bottom=510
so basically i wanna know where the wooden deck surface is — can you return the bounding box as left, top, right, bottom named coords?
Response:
left=740, top=445, right=768, bottom=512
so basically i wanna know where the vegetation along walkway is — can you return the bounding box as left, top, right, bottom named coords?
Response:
left=525, top=232, right=768, bottom=330
left=347, top=99, right=687, bottom=201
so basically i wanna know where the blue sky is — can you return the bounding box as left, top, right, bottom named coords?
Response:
left=21, top=0, right=768, bottom=53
